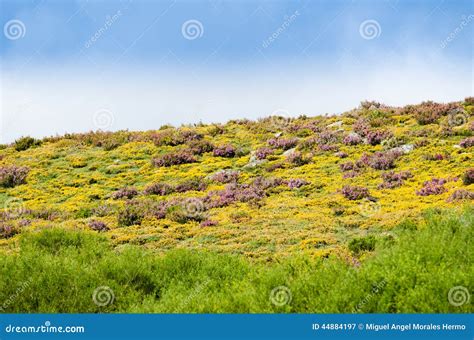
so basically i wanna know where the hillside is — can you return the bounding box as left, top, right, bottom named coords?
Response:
left=1, top=98, right=473, bottom=261
left=1, top=98, right=473, bottom=313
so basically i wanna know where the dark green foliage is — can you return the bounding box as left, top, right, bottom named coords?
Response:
left=0, top=208, right=472, bottom=313
left=348, top=236, right=376, bottom=254
left=14, top=136, right=41, bottom=151
left=117, top=201, right=145, bottom=227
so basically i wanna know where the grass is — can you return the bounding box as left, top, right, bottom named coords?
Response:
left=0, top=207, right=472, bottom=313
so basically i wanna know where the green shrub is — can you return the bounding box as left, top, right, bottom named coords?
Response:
left=348, top=235, right=376, bottom=254
left=14, top=136, right=41, bottom=151
left=117, top=201, right=145, bottom=227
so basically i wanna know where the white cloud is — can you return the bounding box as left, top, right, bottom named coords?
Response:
left=1, top=56, right=471, bottom=143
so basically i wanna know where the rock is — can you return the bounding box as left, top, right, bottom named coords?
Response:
left=391, top=144, right=414, bottom=154
left=274, top=132, right=283, bottom=138
left=283, top=147, right=296, bottom=156
left=244, top=152, right=267, bottom=168
left=327, top=121, right=343, bottom=128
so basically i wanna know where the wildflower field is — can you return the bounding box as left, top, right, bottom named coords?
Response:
left=0, top=99, right=473, bottom=312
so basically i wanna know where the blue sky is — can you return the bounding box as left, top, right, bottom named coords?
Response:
left=0, top=0, right=473, bottom=142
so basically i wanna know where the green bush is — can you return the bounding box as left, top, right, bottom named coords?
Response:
left=117, top=201, right=145, bottom=227
left=0, top=207, right=472, bottom=313
left=348, top=235, right=376, bottom=254
left=14, top=136, right=41, bottom=151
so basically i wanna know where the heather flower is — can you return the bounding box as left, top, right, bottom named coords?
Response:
left=465, top=96, right=474, bottom=105
left=152, top=151, right=197, bottom=167
left=152, top=129, right=202, bottom=147
left=179, top=130, right=204, bottom=143
left=213, top=144, right=236, bottom=157
left=318, top=144, right=339, bottom=152
left=200, top=219, right=218, bottom=227
left=447, top=189, right=474, bottom=202
left=315, top=130, right=340, bottom=145
left=360, top=100, right=381, bottom=110
left=144, top=183, right=174, bottom=196
left=341, top=185, right=371, bottom=200
left=255, top=147, right=274, bottom=160
left=378, top=171, right=413, bottom=189
left=30, top=209, right=61, bottom=221
left=112, top=187, right=138, bottom=200
left=0, top=224, right=18, bottom=239
left=251, top=176, right=285, bottom=190
left=286, top=151, right=310, bottom=166
left=340, top=161, right=357, bottom=172
left=353, top=118, right=370, bottom=137
left=288, top=178, right=309, bottom=189
left=416, top=178, right=447, bottom=196
left=335, top=151, right=348, bottom=158
left=0, top=166, right=29, bottom=188
left=299, top=136, right=318, bottom=149
left=403, top=101, right=459, bottom=125
left=211, top=170, right=240, bottom=184
left=366, top=129, right=392, bottom=145
left=18, top=219, right=31, bottom=227
left=204, top=177, right=281, bottom=208
left=187, top=139, right=214, bottom=155
left=422, top=153, right=445, bottom=161
left=146, top=200, right=169, bottom=220
left=267, top=137, right=298, bottom=150
left=462, top=169, right=474, bottom=185
left=175, top=177, right=208, bottom=192
left=343, top=170, right=359, bottom=179
left=459, top=137, right=474, bottom=148
left=367, top=151, right=400, bottom=170
left=88, top=220, right=109, bottom=232
left=343, top=133, right=363, bottom=145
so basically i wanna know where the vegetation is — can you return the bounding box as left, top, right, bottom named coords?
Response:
left=0, top=208, right=471, bottom=313
left=0, top=99, right=472, bottom=312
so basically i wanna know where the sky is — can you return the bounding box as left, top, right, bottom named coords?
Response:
left=0, top=0, right=473, bottom=142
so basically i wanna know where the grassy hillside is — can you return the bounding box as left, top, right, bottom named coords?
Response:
left=0, top=207, right=472, bottom=313
left=1, top=98, right=473, bottom=313
left=1, top=99, right=473, bottom=259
